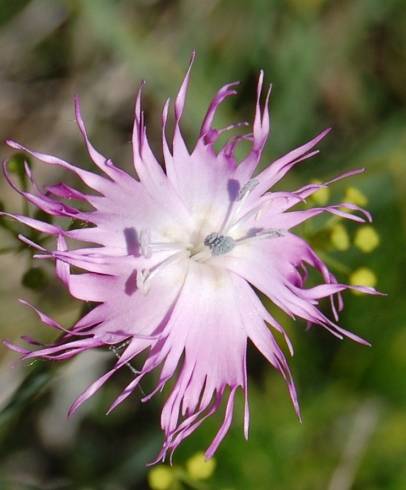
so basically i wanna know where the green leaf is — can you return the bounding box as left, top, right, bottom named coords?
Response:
left=0, top=363, right=52, bottom=438
left=22, top=267, right=49, bottom=290
left=33, top=209, right=53, bottom=224
left=7, top=153, right=32, bottom=192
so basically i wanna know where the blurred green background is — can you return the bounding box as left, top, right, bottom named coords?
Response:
left=0, top=0, right=405, bottom=489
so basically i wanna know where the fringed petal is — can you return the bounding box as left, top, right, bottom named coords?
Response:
left=236, top=71, right=272, bottom=180
left=3, top=59, right=380, bottom=465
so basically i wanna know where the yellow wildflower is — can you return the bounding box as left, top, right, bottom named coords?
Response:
left=310, top=179, right=330, bottom=205
left=350, top=267, right=377, bottom=294
left=330, top=223, right=350, bottom=251
left=354, top=226, right=380, bottom=253
left=186, top=452, right=216, bottom=480
left=148, top=466, right=175, bottom=490
left=344, top=187, right=368, bottom=207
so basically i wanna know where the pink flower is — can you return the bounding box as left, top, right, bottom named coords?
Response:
left=3, top=54, right=379, bottom=463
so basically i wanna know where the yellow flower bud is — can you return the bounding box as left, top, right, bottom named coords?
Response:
left=186, top=452, right=216, bottom=480
left=344, top=187, right=368, bottom=207
left=354, top=226, right=380, bottom=253
left=350, top=267, right=377, bottom=294
left=330, top=223, right=350, bottom=251
left=310, top=179, right=330, bottom=205
left=148, top=466, right=175, bottom=490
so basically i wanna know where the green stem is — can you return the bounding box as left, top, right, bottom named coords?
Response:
left=317, top=251, right=351, bottom=275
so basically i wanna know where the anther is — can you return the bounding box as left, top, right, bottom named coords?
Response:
left=235, top=228, right=285, bottom=246
left=139, top=229, right=187, bottom=258
left=136, top=251, right=185, bottom=294
left=139, top=229, right=152, bottom=258
left=260, top=229, right=285, bottom=239
left=220, top=179, right=260, bottom=234
left=204, top=232, right=236, bottom=256
left=136, top=269, right=150, bottom=293
left=237, top=179, right=259, bottom=201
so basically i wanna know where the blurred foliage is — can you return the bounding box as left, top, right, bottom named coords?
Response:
left=0, top=0, right=405, bottom=489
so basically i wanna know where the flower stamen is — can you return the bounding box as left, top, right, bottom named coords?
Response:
left=237, top=179, right=259, bottom=201
left=235, top=228, right=285, bottom=246
left=137, top=251, right=185, bottom=293
left=227, top=196, right=273, bottom=231
left=139, top=228, right=187, bottom=258
left=204, top=232, right=236, bottom=256
left=220, top=179, right=259, bottom=234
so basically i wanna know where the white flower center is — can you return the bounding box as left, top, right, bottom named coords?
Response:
left=136, top=179, right=285, bottom=293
